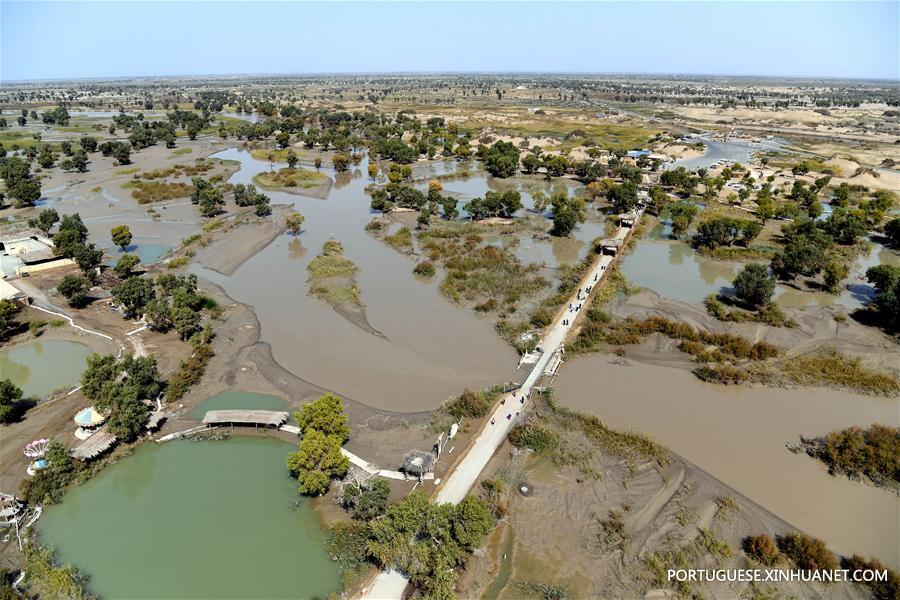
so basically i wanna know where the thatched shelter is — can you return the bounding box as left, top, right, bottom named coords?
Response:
left=71, top=430, right=116, bottom=461
left=202, top=410, right=288, bottom=428
left=399, top=451, right=435, bottom=477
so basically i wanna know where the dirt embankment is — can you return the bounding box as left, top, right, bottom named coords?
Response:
left=192, top=209, right=287, bottom=276
left=608, top=289, right=900, bottom=377
left=461, top=444, right=871, bottom=600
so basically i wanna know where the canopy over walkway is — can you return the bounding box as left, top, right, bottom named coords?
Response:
left=202, top=410, right=289, bottom=427
left=71, top=430, right=116, bottom=461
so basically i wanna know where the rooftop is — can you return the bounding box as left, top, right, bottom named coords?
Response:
left=202, top=410, right=290, bottom=427
left=71, top=429, right=117, bottom=461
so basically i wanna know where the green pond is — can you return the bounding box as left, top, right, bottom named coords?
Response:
left=188, top=390, right=289, bottom=420
left=40, top=437, right=340, bottom=599
left=0, top=340, right=91, bottom=398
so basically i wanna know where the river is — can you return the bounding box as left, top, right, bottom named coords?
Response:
left=198, top=149, right=606, bottom=412
left=554, top=356, right=900, bottom=568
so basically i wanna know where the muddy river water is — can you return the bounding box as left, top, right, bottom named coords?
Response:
left=555, top=357, right=900, bottom=567
left=197, top=150, right=611, bottom=413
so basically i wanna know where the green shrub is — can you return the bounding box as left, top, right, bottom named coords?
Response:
left=508, top=421, right=558, bottom=452
left=446, top=388, right=492, bottom=420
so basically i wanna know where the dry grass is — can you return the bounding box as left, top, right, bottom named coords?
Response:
left=780, top=349, right=899, bottom=396
left=253, top=167, right=328, bottom=189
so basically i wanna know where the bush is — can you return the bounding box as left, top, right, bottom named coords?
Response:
left=446, top=388, right=492, bottom=420
left=508, top=421, right=558, bottom=452
left=529, top=307, right=554, bottom=328
left=693, top=364, right=749, bottom=384
left=742, top=534, right=780, bottom=565
left=413, top=260, right=435, bottom=277
left=776, top=533, right=837, bottom=571
left=804, top=424, right=899, bottom=489
left=841, top=555, right=900, bottom=600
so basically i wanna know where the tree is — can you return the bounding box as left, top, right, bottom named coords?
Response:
left=341, top=478, right=390, bottom=521
left=669, top=202, right=700, bottom=237
left=286, top=149, right=298, bottom=169
left=480, top=141, right=520, bottom=178
left=294, top=393, right=350, bottom=442
left=144, top=298, right=173, bottom=331
left=285, top=211, right=305, bottom=235
left=37, top=146, right=54, bottom=169
left=0, top=379, right=23, bottom=424
left=366, top=491, right=494, bottom=598
left=332, top=153, right=351, bottom=172
left=79, top=136, right=98, bottom=152
left=173, top=306, right=201, bottom=340
left=314, top=157, right=322, bottom=170
left=28, top=207, right=59, bottom=235
left=114, top=253, right=140, bottom=278
left=531, top=190, right=549, bottom=214
left=286, top=429, right=349, bottom=495
left=97, top=381, right=148, bottom=442
left=542, top=154, right=569, bottom=178
left=866, top=265, right=900, bottom=331
left=695, top=217, right=762, bottom=249
left=112, top=143, right=131, bottom=165
left=822, top=207, right=866, bottom=245
left=521, top=154, right=542, bottom=174
left=57, top=274, right=90, bottom=308
left=885, top=218, right=900, bottom=250
left=197, top=186, right=224, bottom=218
left=647, top=186, right=669, bottom=216
left=110, top=225, right=132, bottom=251
left=771, top=221, right=834, bottom=280
left=0, top=156, right=41, bottom=207
left=608, top=181, right=638, bottom=212
left=367, top=164, right=379, bottom=180
left=70, top=150, right=88, bottom=173
left=0, top=299, right=19, bottom=341
left=549, top=193, right=585, bottom=237
left=111, top=277, right=155, bottom=317
left=732, top=263, right=775, bottom=308
left=73, top=243, right=103, bottom=276
left=53, top=214, right=88, bottom=257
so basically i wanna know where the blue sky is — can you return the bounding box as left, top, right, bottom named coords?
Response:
left=2, top=1, right=897, bottom=81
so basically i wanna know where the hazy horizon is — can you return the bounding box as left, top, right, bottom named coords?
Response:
left=2, top=1, right=898, bottom=82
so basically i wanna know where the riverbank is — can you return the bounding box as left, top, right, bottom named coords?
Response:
left=553, top=354, right=900, bottom=568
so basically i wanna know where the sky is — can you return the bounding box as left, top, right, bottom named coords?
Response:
left=1, top=1, right=898, bottom=81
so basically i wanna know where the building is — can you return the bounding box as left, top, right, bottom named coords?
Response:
left=0, top=279, right=26, bottom=302
left=0, top=233, right=75, bottom=277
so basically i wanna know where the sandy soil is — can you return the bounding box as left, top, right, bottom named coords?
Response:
left=191, top=209, right=287, bottom=276
left=609, top=289, right=900, bottom=377
left=461, top=445, right=871, bottom=600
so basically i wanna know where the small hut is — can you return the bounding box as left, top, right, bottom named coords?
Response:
left=599, top=238, right=623, bottom=256
left=618, top=213, right=637, bottom=227
left=399, top=451, right=435, bottom=479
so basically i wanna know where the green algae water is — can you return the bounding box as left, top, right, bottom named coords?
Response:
left=188, top=390, right=288, bottom=419
left=0, top=340, right=91, bottom=399
left=39, top=437, right=340, bottom=599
